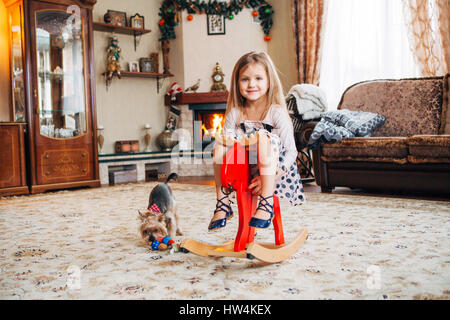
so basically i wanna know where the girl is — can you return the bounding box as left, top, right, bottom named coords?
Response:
left=208, top=51, right=305, bottom=231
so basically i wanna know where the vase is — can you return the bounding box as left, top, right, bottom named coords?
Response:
left=156, top=129, right=178, bottom=151
left=97, top=127, right=104, bottom=154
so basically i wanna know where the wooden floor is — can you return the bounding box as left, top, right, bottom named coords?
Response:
left=175, top=176, right=450, bottom=202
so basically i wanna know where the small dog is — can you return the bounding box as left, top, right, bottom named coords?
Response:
left=138, top=173, right=183, bottom=245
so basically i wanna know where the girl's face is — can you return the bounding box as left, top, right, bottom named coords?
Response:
left=238, top=62, right=269, bottom=104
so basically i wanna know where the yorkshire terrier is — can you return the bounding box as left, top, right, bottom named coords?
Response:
left=138, top=173, right=183, bottom=246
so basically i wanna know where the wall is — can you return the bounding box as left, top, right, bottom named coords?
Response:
left=176, top=9, right=267, bottom=93
left=0, top=2, right=11, bottom=121
left=268, top=0, right=298, bottom=94
left=93, top=0, right=167, bottom=154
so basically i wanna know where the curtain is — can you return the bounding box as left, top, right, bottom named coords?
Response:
left=291, top=0, right=328, bottom=85
left=402, top=0, right=450, bottom=76
left=319, top=0, right=420, bottom=110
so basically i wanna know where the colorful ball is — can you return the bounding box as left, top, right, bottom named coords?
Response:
left=187, top=14, right=193, bottom=21
left=229, top=14, right=234, bottom=20
left=264, top=35, right=271, bottom=41
left=159, top=19, right=165, bottom=26
left=265, top=8, right=271, bottom=14
left=252, top=11, right=258, bottom=17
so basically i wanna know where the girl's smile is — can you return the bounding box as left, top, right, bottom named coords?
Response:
left=238, top=63, right=269, bottom=103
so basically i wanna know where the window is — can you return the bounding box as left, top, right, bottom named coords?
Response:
left=319, top=0, right=421, bottom=110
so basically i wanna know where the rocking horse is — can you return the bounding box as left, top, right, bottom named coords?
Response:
left=180, top=132, right=308, bottom=263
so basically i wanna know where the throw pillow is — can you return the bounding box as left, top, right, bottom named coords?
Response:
left=322, top=109, right=386, bottom=137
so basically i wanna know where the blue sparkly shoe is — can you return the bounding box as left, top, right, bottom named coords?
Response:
left=248, top=195, right=274, bottom=229
left=208, top=195, right=233, bottom=231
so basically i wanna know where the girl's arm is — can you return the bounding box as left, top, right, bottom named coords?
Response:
left=223, top=108, right=239, bottom=136
left=272, top=106, right=298, bottom=175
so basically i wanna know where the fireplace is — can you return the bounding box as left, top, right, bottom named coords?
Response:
left=190, top=103, right=226, bottom=149
left=165, top=92, right=229, bottom=150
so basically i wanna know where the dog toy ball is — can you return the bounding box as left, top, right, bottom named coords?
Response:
left=151, top=236, right=175, bottom=251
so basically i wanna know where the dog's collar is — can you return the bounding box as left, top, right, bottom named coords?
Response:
left=148, top=203, right=162, bottom=215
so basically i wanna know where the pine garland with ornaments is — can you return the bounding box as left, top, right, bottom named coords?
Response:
left=158, top=0, right=273, bottom=41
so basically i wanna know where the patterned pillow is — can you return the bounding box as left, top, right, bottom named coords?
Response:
left=322, top=109, right=386, bottom=137
left=307, top=118, right=355, bottom=150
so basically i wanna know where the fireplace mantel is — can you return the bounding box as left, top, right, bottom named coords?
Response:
left=164, top=92, right=228, bottom=106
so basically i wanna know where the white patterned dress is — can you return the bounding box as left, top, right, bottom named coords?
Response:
left=223, top=105, right=305, bottom=206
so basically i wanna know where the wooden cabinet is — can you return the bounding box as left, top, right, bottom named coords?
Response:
left=0, top=123, right=28, bottom=196
left=2, top=0, right=100, bottom=195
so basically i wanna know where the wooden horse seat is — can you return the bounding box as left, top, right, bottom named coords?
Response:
left=180, top=133, right=308, bottom=263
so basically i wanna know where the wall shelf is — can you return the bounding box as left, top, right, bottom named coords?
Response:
left=102, top=71, right=174, bottom=93
left=93, top=22, right=151, bottom=50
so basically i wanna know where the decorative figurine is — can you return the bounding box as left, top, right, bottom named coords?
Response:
left=106, top=36, right=122, bottom=87
left=144, top=124, right=151, bottom=152
left=161, top=40, right=170, bottom=74
left=185, top=79, right=201, bottom=93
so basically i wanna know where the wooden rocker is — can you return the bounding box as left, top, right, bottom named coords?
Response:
left=180, top=132, right=308, bottom=264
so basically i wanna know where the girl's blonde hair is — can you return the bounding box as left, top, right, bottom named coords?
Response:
left=226, top=51, right=286, bottom=119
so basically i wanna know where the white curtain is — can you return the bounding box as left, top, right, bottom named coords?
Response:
left=319, top=0, right=421, bottom=110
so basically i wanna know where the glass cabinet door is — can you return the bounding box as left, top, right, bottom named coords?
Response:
left=35, top=10, right=87, bottom=139
left=8, top=2, right=26, bottom=122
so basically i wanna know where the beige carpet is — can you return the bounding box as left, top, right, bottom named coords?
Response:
left=0, top=182, right=449, bottom=300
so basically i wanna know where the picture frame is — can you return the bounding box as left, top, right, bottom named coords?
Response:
left=128, top=61, right=139, bottom=72
left=130, top=13, right=145, bottom=29
left=107, top=10, right=127, bottom=27
left=139, top=58, right=154, bottom=73
left=207, top=14, right=225, bottom=35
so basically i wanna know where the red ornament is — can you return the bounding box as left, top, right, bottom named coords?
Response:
left=187, top=14, right=193, bottom=21
left=159, top=19, right=165, bottom=26
left=264, top=35, right=271, bottom=41
left=252, top=11, right=258, bottom=17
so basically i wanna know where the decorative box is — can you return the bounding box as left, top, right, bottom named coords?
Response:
left=115, top=140, right=139, bottom=153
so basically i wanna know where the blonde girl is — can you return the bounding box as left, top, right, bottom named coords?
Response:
left=208, top=51, right=305, bottom=231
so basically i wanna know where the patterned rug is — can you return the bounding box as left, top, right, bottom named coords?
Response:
left=0, top=182, right=449, bottom=300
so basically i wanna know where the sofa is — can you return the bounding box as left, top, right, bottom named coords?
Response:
left=310, top=74, right=450, bottom=196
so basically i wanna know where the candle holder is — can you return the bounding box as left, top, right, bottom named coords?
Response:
left=97, top=126, right=105, bottom=154
left=144, top=124, right=151, bottom=152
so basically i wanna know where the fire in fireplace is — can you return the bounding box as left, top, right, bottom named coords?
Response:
left=201, top=112, right=224, bottom=141
left=190, top=103, right=226, bottom=149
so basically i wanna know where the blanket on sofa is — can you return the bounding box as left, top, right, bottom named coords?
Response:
left=307, top=109, right=386, bottom=150
left=287, top=84, right=328, bottom=120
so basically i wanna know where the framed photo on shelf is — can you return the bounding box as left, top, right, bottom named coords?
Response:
left=139, top=58, right=154, bottom=73
left=207, top=14, right=225, bottom=35
left=130, top=13, right=144, bottom=29
left=128, top=61, right=139, bottom=72
left=107, top=10, right=127, bottom=27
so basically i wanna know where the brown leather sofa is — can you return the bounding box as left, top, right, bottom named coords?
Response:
left=311, top=74, right=450, bottom=196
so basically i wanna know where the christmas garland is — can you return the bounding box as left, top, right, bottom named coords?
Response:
left=158, top=0, right=274, bottom=41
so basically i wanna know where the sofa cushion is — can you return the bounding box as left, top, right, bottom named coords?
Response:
left=321, top=137, right=408, bottom=164
left=338, top=77, right=445, bottom=137
left=407, top=134, right=450, bottom=163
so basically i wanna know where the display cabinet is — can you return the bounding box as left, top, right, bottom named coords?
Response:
left=1, top=0, right=100, bottom=195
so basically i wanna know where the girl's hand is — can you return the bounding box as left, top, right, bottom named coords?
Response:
left=248, top=176, right=262, bottom=196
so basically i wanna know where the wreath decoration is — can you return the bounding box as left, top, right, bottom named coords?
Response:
left=158, top=0, right=274, bottom=42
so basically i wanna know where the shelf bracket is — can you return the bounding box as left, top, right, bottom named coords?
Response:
left=133, top=32, right=142, bottom=51
left=156, top=76, right=161, bottom=94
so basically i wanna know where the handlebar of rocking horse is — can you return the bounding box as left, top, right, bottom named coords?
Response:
left=215, top=131, right=260, bottom=147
